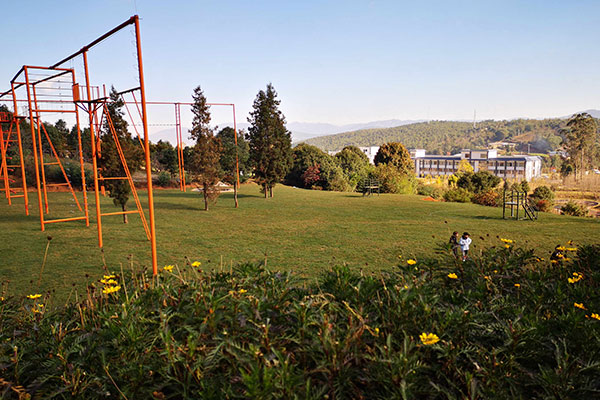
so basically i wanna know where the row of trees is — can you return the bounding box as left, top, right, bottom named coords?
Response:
left=286, top=142, right=415, bottom=194
left=184, top=83, right=292, bottom=210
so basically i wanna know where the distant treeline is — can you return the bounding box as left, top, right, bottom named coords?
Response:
left=304, top=119, right=569, bottom=154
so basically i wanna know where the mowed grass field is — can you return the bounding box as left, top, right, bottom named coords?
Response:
left=1, top=183, right=599, bottom=298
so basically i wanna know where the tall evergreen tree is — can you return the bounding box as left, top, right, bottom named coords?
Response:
left=564, top=112, right=597, bottom=180
left=98, top=86, right=143, bottom=223
left=216, top=127, right=250, bottom=208
left=188, top=86, right=221, bottom=211
left=247, top=83, right=292, bottom=198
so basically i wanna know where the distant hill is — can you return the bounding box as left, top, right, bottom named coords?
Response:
left=150, top=119, right=423, bottom=146
left=303, top=118, right=568, bottom=154
left=287, top=119, right=423, bottom=142
left=560, top=109, right=600, bottom=119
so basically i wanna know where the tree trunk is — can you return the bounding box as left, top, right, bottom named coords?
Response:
left=264, top=184, right=268, bottom=198
left=203, top=183, right=209, bottom=211
left=122, top=203, right=128, bottom=224
left=234, top=182, right=238, bottom=208
left=269, top=186, right=273, bottom=198
left=581, top=149, right=584, bottom=181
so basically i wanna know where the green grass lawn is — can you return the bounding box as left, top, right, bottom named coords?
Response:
left=1, top=183, right=598, bottom=298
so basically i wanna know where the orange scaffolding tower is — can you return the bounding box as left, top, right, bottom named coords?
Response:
left=9, top=66, right=89, bottom=228
left=0, top=15, right=159, bottom=275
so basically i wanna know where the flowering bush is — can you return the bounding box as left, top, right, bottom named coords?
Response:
left=0, top=243, right=599, bottom=398
left=535, top=198, right=553, bottom=212
left=471, top=189, right=500, bottom=207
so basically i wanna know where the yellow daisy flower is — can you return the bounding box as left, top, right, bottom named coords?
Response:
left=419, top=332, right=440, bottom=345
left=447, top=273, right=458, bottom=279
left=102, top=285, right=121, bottom=294
left=163, top=265, right=174, bottom=273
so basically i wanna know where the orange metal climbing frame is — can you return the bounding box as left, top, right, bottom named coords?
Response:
left=0, top=15, right=158, bottom=275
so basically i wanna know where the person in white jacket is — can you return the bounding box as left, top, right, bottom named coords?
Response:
left=459, top=232, right=472, bottom=261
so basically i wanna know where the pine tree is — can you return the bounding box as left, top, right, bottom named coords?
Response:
left=564, top=113, right=597, bottom=180
left=188, top=86, right=221, bottom=211
left=98, top=87, right=143, bottom=223
left=216, top=127, right=250, bottom=208
left=247, top=83, right=292, bottom=198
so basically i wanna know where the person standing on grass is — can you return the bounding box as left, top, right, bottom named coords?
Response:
left=449, top=231, right=460, bottom=258
left=459, top=232, right=472, bottom=261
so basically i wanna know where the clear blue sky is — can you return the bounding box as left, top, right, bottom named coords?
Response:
left=2, top=0, right=600, bottom=129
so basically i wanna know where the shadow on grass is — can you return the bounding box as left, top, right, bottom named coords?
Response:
left=220, top=193, right=264, bottom=199
left=469, top=215, right=503, bottom=220
left=0, top=214, right=32, bottom=223
left=153, top=201, right=199, bottom=211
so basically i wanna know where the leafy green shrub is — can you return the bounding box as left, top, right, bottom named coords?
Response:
left=156, top=171, right=173, bottom=187
left=472, top=189, right=500, bottom=207
left=561, top=200, right=588, bottom=217
left=418, top=183, right=446, bottom=199
left=531, top=185, right=554, bottom=202
left=417, top=182, right=435, bottom=197
left=1, top=242, right=599, bottom=398
left=443, top=187, right=472, bottom=202
left=456, top=171, right=501, bottom=194
left=373, top=164, right=416, bottom=194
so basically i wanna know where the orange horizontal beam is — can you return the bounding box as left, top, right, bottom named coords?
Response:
left=98, top=176, right=128, bottom=180
left=30, top=109, right=76, bottom=113
left=44, top=216, right=87, bottom=224
left=100, top=210, right=140, bottom=217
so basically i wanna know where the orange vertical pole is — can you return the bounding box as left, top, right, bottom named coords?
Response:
left=179, top=106, right=186, bottom=192
left=23, top=67, right=45, bottom=230
left=12, top=83, right=29, bottom=215
left=174, top=103, right=182, bottom=191
left=31, top=84, right=49, bottom=214
left=134, top=15, right=158, bottom=275
left=175, top=103, right=186, bottom=192
left=232, top=104, right=240, bottom=189
left=0, top=123, right=8, bottom=202
left=83, top=51, right=103, bottom=247
left=72, top=70, right=89, bottom=226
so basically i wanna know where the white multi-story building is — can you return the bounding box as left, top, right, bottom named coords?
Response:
left=411, top=149, right=542, bottom=181
left=358, top=146, right=380, bottom=164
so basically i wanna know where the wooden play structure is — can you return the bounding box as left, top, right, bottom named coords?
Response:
left=502, top=188, right=538, bottom=221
